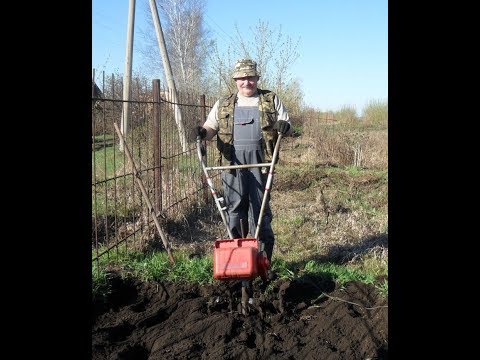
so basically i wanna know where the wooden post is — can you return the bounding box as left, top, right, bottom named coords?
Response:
left=153, top=79, right=162, bottom=214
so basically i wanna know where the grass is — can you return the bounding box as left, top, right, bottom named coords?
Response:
left=92, top=248, right=388, bottom=301
left=92, top=247, right=214, bottom=281
left=92, top=264, right=110, bottom=302
left=93, top=134, right=114, bottom=142
left=92, top=164, right=388, bottom=301
left=92, top=111, right=388, bottom=302
left=92, top=144, right=126, bottom=182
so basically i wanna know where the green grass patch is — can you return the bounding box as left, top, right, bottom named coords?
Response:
left=93, top=134, right=114, bottom=142
left=92, top=252, right=388, bottom=299
left=93, top=145, right=126, bottom=181
left=302, top=260, right=376, bottom=285
left=345, top=165, right=362, bottom=176
left=176, top=152, right=201, bottom=173
left=92, top=263, right=112, bottom=302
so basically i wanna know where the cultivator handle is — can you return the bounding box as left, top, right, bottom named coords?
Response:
left=196, top=136, right=234, bottom=239
left=254, top=133, right=283, bottom=240
left=196, top=133, right=283, bottom=242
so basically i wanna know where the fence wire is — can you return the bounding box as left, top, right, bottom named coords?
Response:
left=92, top=72, right=220, bottom=268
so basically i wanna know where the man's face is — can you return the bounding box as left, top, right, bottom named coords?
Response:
left=235, top=76, right=258, bottom=97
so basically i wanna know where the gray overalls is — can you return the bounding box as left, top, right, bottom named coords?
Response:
left=220, top=102, right=275, bottom=263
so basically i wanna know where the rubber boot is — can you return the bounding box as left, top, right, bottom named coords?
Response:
left=240, top=280, right=253, bottom=316
left=263, top=242, right=274, bottom=263
left=262, top=243, right=277, bottom=282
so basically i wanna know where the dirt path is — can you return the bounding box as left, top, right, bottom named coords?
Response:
left=92, top=273, right=387, bottom=359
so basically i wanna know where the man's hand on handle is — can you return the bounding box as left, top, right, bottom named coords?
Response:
left=273, top=120, right=290, bottom=135
left=193, top=125, right=207, bottom=139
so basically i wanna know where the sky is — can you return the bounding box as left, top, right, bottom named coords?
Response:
left=92, top=0, right=387, bottom=115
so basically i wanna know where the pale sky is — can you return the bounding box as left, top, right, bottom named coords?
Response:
left=92, top=0, right=388, bottom=115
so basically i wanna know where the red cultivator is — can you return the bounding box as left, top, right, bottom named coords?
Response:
left=196, top=133, right=283, bottom=282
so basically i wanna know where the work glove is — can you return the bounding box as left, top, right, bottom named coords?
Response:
left=193, top=125, right=207, bottom=139
left=273, top=120, right=290, bottom=135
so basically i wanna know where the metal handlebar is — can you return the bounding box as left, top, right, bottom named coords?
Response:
left=196, top=133, right=283, bottom=241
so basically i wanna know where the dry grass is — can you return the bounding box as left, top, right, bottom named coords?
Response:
left=300, top=119, right=387, bottom=169
left=265, top=121, right=388, bottom=272
left=169, top=123, right=388, bottom=275
left=95, top=117, right=388, bottom=277
left=271, top=167, right=387, bottom=265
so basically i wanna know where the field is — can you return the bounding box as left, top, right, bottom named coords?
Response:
left=92, top=121, right=388, bottom=359
left=92, top=273, right=387, bottom=359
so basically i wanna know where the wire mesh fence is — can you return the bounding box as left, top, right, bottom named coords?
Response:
left=92, top=71, right=220, bottom=268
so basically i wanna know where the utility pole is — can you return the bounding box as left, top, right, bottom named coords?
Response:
left=119, top=0, right=136, bottom=151
left=149, top=0, right=187, bottom=152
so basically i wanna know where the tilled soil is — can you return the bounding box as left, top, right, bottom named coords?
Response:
left=92, top=272, right=388, bottom=359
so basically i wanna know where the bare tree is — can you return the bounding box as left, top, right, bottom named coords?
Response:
left=202, top=43, right=237, bottom=97
left=139, top=0, right=211, bottom=93
left=204, top=20, right=302, bottom=114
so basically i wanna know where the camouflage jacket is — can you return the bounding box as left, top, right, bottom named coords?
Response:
left=216, top=88, right=279, bottom=163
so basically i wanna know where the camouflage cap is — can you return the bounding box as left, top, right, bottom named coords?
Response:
left=232, top=59, right=260, bottom=79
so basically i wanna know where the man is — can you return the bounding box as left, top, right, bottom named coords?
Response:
left=194, top=58, right=292, bottom=313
